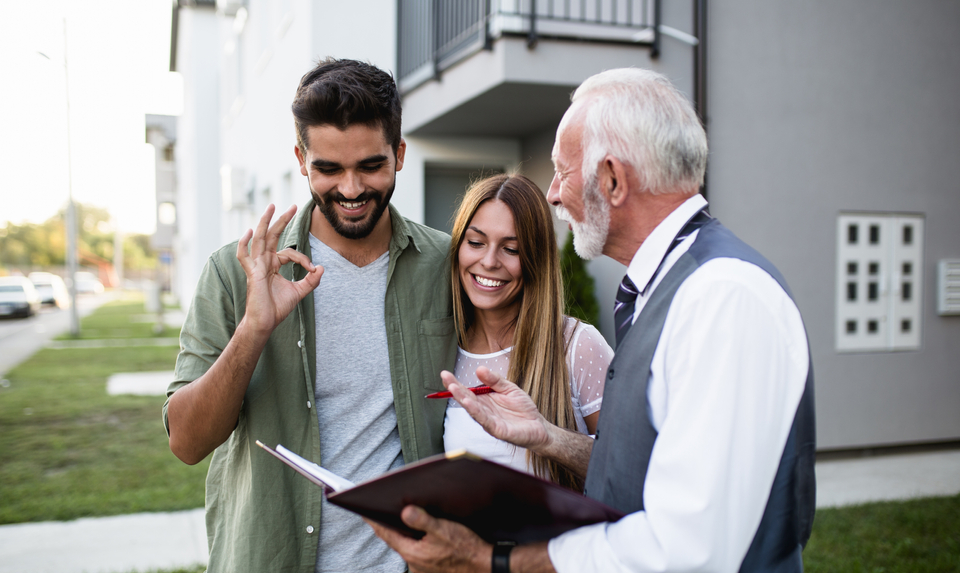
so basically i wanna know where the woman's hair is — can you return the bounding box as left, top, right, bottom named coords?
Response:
left=449, top=174, right=582, bottom=490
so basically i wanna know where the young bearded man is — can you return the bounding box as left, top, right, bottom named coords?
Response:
left=164, top=58, right=456, bottom=573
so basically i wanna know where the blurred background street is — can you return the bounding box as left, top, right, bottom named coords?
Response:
left=0, top=292, right=112, bottom=379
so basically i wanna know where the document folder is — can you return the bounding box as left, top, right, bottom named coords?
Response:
left=257, top=440, right=624, bottom=543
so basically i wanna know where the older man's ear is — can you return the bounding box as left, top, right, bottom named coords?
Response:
left=598, top=155, right=631, bottom=207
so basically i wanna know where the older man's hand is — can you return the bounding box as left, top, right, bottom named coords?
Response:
left=366, top=506, right=490, bottom=573
left=441, top=367, right=552, bottom=450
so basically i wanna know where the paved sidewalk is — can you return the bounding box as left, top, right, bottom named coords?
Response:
left=0, top=292, right=116, bottom=379
left=0, top=510, right=206, bottom=573
left=815, top=448, right=960, bottom=508
left=106, top=371, right=176, bottom=396
left=1, top=445, right=958, bottom=573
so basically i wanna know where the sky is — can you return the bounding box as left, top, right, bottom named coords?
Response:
left=0, top=0, right=181, bottom=234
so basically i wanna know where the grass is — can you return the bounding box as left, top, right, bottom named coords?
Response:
left=55, top=294, right=181, bottom=340
left=0, top=295, right=208, bottom=524
left=804, top=494, right=960, bottom=572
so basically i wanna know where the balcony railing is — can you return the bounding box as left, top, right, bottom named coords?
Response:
left=398, top=0, right=660, bottom=93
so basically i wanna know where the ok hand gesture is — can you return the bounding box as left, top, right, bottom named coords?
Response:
left=237, top=204, right=324, bottom=336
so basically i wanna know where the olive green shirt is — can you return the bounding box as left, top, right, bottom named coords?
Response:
left=163, top=201, right=456, bottom=573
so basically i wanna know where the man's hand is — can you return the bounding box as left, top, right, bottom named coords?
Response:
left=168, top=204, right=322, bottom=465
left=368, top=506, right=557, bottom=573
left=237, top=204, right=324, bottom=337
left=367, top=506, right=490, bottom=573
left=443, top=366, right=595, bottom=478
left=442, top=367, right=551, bottom=450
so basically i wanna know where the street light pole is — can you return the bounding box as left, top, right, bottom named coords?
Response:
left=37, top=18, right=79, bottom=336
left=61, top=17, right=80, bottom=336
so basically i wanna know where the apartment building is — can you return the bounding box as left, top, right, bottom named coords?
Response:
left=166, top=0, right=960, bottom=451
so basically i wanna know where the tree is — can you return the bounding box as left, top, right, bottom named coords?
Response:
left=0, top=219, right=63, bottom=268
left=560, top=231, right=600, bottom=327
left=0, top=203, right=158, bottom=274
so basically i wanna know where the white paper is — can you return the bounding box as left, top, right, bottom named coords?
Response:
left=275, top=444, right=356, bottom=492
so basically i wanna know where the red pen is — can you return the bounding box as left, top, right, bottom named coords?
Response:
left=425, top=386, right=495, bottom=399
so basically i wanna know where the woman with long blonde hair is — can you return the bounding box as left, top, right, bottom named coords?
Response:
left=442, top=173, right=613, bottom=490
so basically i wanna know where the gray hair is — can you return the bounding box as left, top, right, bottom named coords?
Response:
left=572, top=68, right=707, bottom=195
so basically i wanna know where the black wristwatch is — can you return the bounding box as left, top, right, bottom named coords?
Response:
left=492, top=542, right=516, bottom=573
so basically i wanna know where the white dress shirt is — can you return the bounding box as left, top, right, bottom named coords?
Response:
left=548, top=194, right=810, bottom=572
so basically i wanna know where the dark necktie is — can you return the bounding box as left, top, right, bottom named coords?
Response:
left=614, top=275, right=639, bottom=347
left=614, top=209, right=711, bottom=347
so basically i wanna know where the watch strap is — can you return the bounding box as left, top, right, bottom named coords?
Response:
left=492, top=542, right=516, bottom=573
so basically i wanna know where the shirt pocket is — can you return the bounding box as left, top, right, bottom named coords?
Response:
left=417, top=316, right=456, bottom=392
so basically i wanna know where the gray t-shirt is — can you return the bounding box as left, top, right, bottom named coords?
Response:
left=309, top=235, right=404, bottom=573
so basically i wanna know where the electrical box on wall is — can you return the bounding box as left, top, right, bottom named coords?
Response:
left=835, top=213, right=924, bottom=352
left=938, top=259, right=960, bottom=315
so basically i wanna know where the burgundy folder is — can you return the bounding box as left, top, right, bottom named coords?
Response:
left=258, top=441, right=624, bottom=543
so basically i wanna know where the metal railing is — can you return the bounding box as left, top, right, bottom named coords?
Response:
left=398, top=0, right=659, bottom=93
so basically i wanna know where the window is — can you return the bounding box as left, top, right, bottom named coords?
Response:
left=158, top=202, right=176, bottom=226
left=835, top=213, right=923, bottom=352
left=424, top=165, right=504, bottom=233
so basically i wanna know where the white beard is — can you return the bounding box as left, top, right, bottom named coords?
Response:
left=556, top=174, right=609, bottom=260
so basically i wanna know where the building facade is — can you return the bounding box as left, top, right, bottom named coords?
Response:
left=168, top=0, right=960, bottom=451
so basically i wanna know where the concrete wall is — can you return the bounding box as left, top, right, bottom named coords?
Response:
left=707, top=0, right=960, bottom=449
left=175, top=7, right=222, bottom=311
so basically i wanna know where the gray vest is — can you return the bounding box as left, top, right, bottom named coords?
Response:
left=584, top=219, right=816, bottom=572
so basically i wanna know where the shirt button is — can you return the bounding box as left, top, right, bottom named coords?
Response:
left=307, top=401, right=312, bottom=409
left=297, top=340, right=303, bottom=348
left=306, top=526, right=314, bottom=534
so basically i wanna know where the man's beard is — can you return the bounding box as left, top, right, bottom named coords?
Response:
left=555, top=172, right=609, bottom=260
left=312, top=178, right=395, bottom=240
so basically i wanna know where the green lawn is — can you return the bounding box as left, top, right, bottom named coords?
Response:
left=0, top=296, right=208, bottom=524
left=804, top=494, right=960, bottom=572
left=55, top=294, right=181, bottom=340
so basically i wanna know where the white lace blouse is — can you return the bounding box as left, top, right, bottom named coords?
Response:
left=443, top=317, right=614, bottom=474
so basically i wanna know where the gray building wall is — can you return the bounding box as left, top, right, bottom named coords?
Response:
left=707, top=1, right=960, bottom=449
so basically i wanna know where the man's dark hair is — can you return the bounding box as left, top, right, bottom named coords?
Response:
left=292, top=57, right=402, bottom=156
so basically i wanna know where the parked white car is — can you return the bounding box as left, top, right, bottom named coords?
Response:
left=0, top=276, right=42, bottom=318
left=73, top=271, right=105, bottom=295
left=29, top=272, right=71, bottom=308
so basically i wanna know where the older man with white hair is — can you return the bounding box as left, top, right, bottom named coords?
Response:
left=370, top=68, right=816, bottom=573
